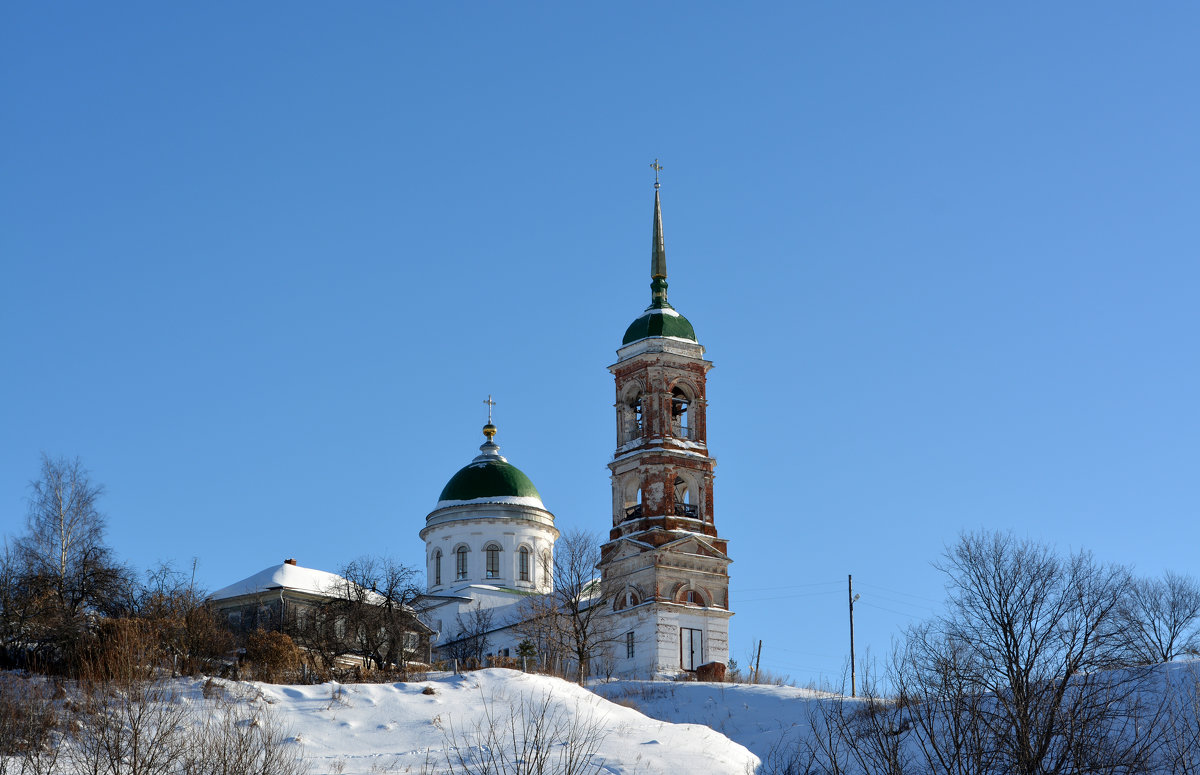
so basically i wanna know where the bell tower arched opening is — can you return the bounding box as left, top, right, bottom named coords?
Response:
left=671, top=386, right=691, bottom=440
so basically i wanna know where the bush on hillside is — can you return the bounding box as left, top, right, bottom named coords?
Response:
left=245, top=631, right=300, bottom=683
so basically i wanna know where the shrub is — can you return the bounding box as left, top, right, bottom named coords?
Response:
left=245, top=631, right=300, bottom=683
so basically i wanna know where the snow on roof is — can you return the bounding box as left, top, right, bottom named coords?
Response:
left=434, top=494, right=545, bottom=510
left=209, top=562, right=353, bottom=601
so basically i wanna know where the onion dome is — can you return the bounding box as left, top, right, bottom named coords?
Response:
left=622, top=178, right=698, bottom=345
left=436, top=423, right=544, bottom=509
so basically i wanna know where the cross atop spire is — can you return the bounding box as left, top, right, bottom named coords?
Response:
left=650, top=158, right=663, bottom=190
left=482, top=395, right=497, bottom=441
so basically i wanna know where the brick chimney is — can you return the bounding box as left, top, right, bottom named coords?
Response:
left=284, top=558, right=297, bottom=566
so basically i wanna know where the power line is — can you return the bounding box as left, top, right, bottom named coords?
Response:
left=858, top=600, right=926, bottom=619
left=855, top=582, right=942, bottom=604
left=737, top=590, right=842, bottom=603
left=737, top=580, right=845, bottom=594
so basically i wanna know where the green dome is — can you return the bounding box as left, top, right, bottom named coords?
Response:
left=622, top=306, right=697, bottom=345
left=437, top=459, right=542, bottom=505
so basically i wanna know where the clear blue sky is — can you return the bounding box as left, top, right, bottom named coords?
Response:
left=3, top=3, right=1198, bottom=684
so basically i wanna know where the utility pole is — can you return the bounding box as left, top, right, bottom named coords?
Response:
left=753, top=639, right=763, bottom=684
left=849, top=574, right=861, bottom=697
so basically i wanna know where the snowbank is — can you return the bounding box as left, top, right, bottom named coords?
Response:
left=595, top=680, right=841, bottom=763
left=246, top=669, right=758, bottom=774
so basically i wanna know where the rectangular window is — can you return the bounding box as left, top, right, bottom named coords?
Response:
left=518, top=549, right=530, bottom=581
left=486, top=547, right=500, bottom=579
left=456, top=549, right=468, bottom=580
left=626, top=631, right=635, bottom=659
left=435, top=553, right=442, bottom=586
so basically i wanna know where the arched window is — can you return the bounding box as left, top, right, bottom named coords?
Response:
left=677, top=587, right=707, bottom=607
left=455, top=546, right=469, bottom=581
left=434, top=549, right=442, bottom=586
left=613, top=588, right=641, bottom=611
left=624, top=484, right=643, bottom=523
left=619, top=387, right=645, bottom=444
left=671, top=386, right=691, bottom=439
left=674, top=476, right=699, bottom=519
left=485, top=544, right=501, bottom=579
left=518, top=547, right=530, bottom=581
left=540, top=549, right=552, bottom=581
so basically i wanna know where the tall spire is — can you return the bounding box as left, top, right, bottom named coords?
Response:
left=649, top=159, right=670, bottom=309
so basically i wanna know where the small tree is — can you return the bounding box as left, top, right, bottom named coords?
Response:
left=511, top=530, right=616, bottom=683
left=445, top=603, right=494, bottom=667
left=553, top=531, right=618, bottom=683
left=511, top=591, right=567, bottom=675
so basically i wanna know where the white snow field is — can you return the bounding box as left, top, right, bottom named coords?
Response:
left=241, top=668, right=759, bottom=774
left=594, top=679, right=838, bottom=764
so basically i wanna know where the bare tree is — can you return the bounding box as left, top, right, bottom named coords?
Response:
left=8, top=456, right=134, bottom=668
left=934, top=531, right=1143, bottom=775
left=510, top=531, right=616, bottom=683
left=289, top=556, right=425, bottom=674
left=550, top=531, right=618, bottom=683
left=1115, top=571, right=1200, bottom=664
left=444, top=603, right=494, bottom=667
left=134, top=560, right=232, bottom=676
left=1156, top=663, right=1200, bottom=775
left=893, top=622, right=998, bottom=775
left=0, top=541, right=36, bottom=669
left=289, top=600, right=349, bottom=672
left=336, top=556, right=425, bottom=672
left=511, top=592, right=567, bottom=675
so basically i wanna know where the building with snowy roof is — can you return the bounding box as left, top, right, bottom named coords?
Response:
left=210, top=558, right=433, bottom=666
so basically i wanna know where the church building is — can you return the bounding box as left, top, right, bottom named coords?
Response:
left=209, top=171, right=730, bottom=678
left=417, top=412, right=559, bottom=660
left=597, top=175, right=732, bottom=677
left=418, top=172, right=732, bottom=677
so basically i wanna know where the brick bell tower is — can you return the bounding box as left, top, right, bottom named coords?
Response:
left=599, top=167, right=732, bottom=677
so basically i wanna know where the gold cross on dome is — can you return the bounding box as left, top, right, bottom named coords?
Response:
left=483, top=395, right=496, bottom=424
left=650, top=158, right=663, bottom=188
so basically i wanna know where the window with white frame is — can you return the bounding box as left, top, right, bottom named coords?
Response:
left=485, top=544, right=501, bottom=579
left=518, top=546, right=530, bottom=581
left=456, top=546, right=469, bottom=580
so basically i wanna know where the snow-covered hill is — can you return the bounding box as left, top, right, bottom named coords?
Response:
left=594, top=679, right=837, bottom=764
left=17, top=662, right=1198, bottom=773
left=241, top=669, right=759, bottom=774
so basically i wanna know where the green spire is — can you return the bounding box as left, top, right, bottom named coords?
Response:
left=650, top=176, right=671, bottom=309
left=621, top=160, right=698, bottom=346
